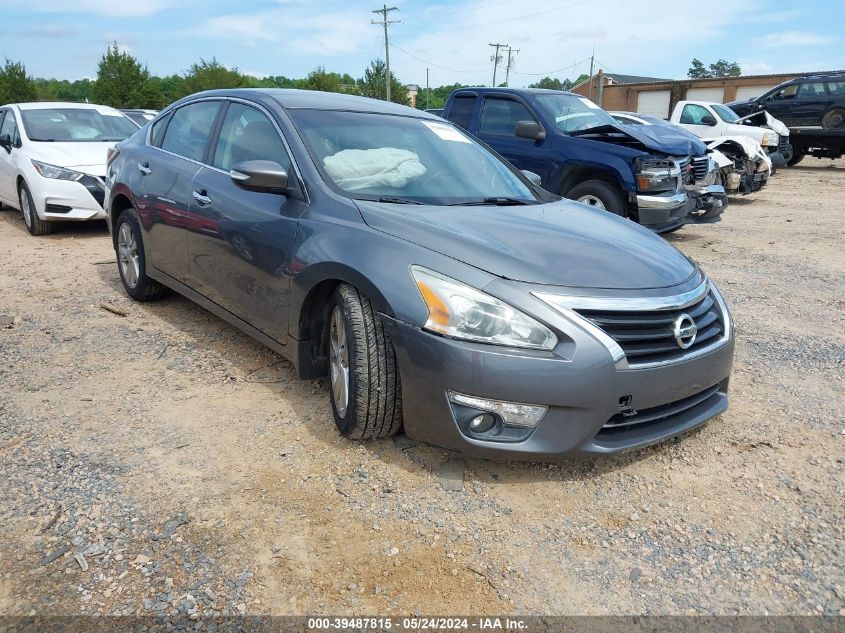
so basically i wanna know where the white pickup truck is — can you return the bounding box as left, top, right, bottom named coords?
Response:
left=669, top=100, right=790, bottom=165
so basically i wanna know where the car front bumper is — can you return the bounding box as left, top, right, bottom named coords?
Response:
left=30, top=176, right=106, bottom=222
left=383, top=314, right=734, bottom=461
left=684, top=184, right=727, bottom=224
left=635, top=190, right=689, bottom=232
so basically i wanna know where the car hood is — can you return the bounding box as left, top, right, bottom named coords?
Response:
left=571, top=123, right=706, bottom=156
left=356, top=199, right=697, bottom=290
left=25, top=141, right=116, bottom=176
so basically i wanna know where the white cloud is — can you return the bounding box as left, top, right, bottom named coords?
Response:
left=755, top=31, right=837, bottom=49
left=739, top=61, right=773, bottom=75
left=12, top=0, right=183, bottom=17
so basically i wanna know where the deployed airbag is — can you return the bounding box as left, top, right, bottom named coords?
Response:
left=324, top=148, right=427, bottom=190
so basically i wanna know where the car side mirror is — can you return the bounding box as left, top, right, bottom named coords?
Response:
left=701, top=115, right=718, bottom=126
left=230, top=160, right=289, bottom=193
left=520, top=170, right=542, bottom=186
left=515, top=120, right=546, bottom=141
left=0, top=134, right=12, bottom=153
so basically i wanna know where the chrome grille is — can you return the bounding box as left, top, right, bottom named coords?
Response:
left=677, top=157, right=694, bottom=185
left=691, top=156, right=710, bottom=183
left=574, top=290, right=726, bottom=366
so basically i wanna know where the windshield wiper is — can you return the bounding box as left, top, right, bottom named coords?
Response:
left=376, top=196, right=424, bottom=205
left=449, top=197, right=535, bottom=206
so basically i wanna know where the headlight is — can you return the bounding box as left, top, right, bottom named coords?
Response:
left=636, top=158, right=679, bottom=192
left=761, top=132, right=777, bottom=147
left=410, top=266, right=557, bottom=350
left=31, top=160, right=84, bottom=181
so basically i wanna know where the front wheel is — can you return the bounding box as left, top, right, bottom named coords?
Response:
left=565, top=180, right=626, bottom=217
left=19, top=181, right=52, bottom=236
left=787, top=149, right=806, bottom=167
left=327, top=284, right=402, bottom=440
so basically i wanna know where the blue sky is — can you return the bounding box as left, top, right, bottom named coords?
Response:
left=2, top=0, right=843, bottom=87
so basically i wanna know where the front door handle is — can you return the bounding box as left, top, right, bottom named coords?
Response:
left=137, top=162, right=151, bottom=175
left=192, top=190, right=212, bottom=205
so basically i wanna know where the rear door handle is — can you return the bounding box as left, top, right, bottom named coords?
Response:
left=137, top=162, right=151, bottom=175
left=192, top=190, right=212, bottom=205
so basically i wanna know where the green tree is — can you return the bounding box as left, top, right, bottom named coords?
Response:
left=181, top=58, right=249, bottom=96
left=688, top=58, right=709, bottom=79
left=0, top=59, right=38, bottom=104
left=528, top=76, right=563, bottom=90
left=300, top=66, right=359, bottom=93
left=358, top=59, right=409, bottom=105
left=688, top=58, right=741, bottom=79
left=91, top=43, right=158, bottom=108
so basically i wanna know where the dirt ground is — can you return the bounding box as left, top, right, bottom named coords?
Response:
left=0, top=159, right=843, bottom=618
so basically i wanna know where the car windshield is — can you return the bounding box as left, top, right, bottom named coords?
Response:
left=533, top=94, right=617, bottom=133
left=20, top=108, right=139, bottom=142
left=712, top=104, right=741, bottom=123
left=289, top=110, right=537, bottom=205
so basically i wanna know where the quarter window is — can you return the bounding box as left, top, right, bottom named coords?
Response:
left=150, top=113, right=171, bottom=147
left=212, top=103, right=291, bottom=172
left=446, top=95, right=476, bottom=131
left=479, top=97, right=536, bottom=136
left=160, top=101, right=220, bottom=162
left=679, top=104, right=712, bottom=125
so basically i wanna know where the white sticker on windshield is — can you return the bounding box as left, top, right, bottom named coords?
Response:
left=422, top=120, right=471, bottom=143
left=578, top=98, right=601, bottom=110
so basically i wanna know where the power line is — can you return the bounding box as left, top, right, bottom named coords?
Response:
left=372, top=5, right=400, bottom=102
left=508, top=57, right=592, bottom=77
left=426, top=0, right=595, bottom=35
left=390, top=43, right=488, bottom=74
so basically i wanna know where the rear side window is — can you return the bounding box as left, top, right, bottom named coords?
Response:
left=160, top=101, right=220, bottom=162
left=797, top=82, right=827, bottom=97
left=827, top=81, right=845, bottom=96
left=150, top=113, right=171, bottom=147
left=679, top=104, right=711, bottom=125
left=479, top=97, right=536, bottom=136
left=212, top=103, right=291, bottom=172
left=446, top=95, right=476, bottom=131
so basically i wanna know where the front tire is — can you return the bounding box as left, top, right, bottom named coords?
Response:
left=19, top=181, right=52, bottom=236
left=328, top=284, right=402, bottom=440
left=787, top=149, right=806, bottom=167
left=114, top=208, right=166, bottom=302
left=565, top=180, right=626, bottom=217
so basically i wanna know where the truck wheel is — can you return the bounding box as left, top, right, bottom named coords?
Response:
left=821, top=108, right=845, bottom=129
left=19, top=181, right=52, bottom=236
left=565, top=180, right=626, bottom=217
left=787, top=150, right=805, bottom=167
left=327, top=284, right=403, bottom=440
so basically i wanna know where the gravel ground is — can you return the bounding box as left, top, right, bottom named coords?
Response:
left=0, top=159, right=843, bottom=619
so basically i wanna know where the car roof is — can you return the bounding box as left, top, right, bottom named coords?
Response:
left=173, top=88, right=443, bottom=119
left=11, top=101, right=121, bottom=111
left=452, top=87, right=575, bottom=96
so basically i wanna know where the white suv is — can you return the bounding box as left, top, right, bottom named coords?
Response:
left=0, top=102, right=139, bottom=235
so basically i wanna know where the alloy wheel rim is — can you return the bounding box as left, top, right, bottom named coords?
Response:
left=21, top=191, right=32, bottom=228
left=329, top=306, right=350, bottom=418
left=577, top=194, right=606, bottom=210
left=117, top=222, right=140, bottom=289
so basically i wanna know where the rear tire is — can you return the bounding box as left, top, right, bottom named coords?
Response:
left=114, top=208, right=167, bottom=302
left=821, top=108, right=845, bottom=129
left=19, top=181, right=52, bottom=236
left=565, top=180, right=626, bottom=217
left=327, top=284, right=402, bottom=440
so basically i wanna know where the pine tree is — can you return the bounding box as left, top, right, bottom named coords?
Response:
left=91, top=43, right=158, bottom=108
left=0, top=59, right=38, bottom=104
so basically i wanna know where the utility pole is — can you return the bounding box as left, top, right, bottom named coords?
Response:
left=488, top=42, right=508, bottom=87
left=588, top=47, right=595, bottom=101
left=426, top=68, right=430, bottom=109
left=372, top=5, right=400, bottom=102
left=504, top=46, right=519, bottom=87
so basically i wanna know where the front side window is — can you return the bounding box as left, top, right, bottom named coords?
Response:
left=20, top=108, right=137, bottom=142
left=533, top=94, right=616, bottom=133
left=479, top=97, right=536, bottom=136
left=290, top=109, right=537, bottom=205
left=679, top=104, right=712, bottom=125
left=160, top=101, right=220, bottom=162
left=712, top=104, right=740, bottom=123
left=446, top=95, right=476, bottom=131
left=0, top=110, right=19, bottom=145
left=768, top=85, right=798, bottom=101
left=212, top=103, right=291, bottom=172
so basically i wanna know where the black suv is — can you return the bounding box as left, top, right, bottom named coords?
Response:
left=727, top=73, right=845, bottom=128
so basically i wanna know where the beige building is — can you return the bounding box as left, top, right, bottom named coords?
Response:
left=570, top=70, right=830, bottom=118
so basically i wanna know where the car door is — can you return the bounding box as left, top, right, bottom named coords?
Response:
left=187, top=100, right=305, bottom=344
left=678, top=103, right=722, bottom=138
left=475, top=95, right=550, bottom=183
left=758, top=84, right=798, bottom=125
left=0, top=108, right=21, bottom=205
left=136, top=100, right=222, bottom=283
left=793, top=81, right=830, bottom=126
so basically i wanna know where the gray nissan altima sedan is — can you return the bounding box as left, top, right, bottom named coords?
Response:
left=105, top=89, right=734, bottom=460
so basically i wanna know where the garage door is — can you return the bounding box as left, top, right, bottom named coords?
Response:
left=735, top=85, right=778, bottom=101
left=636, top=90, right=671, bottom=118
left=686, top=87, right=725, bottom=103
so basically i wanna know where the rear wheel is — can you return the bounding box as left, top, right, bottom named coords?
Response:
left=565, top=180, right=626, bottom=217
left=327, top=284, right=402, bottom=440
left=821, top=108, right=845, bottom=129
left=115, top=208, right=167, bottom=301
left=19, top=181, right=52, bottom=236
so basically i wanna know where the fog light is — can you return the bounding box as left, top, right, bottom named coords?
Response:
left=468, top=413, right=496, bottom=433
left=448, top=391, right=548, bottom=428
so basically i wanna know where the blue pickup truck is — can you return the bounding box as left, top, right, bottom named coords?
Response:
left=442, top=87, right=726, bottom=232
